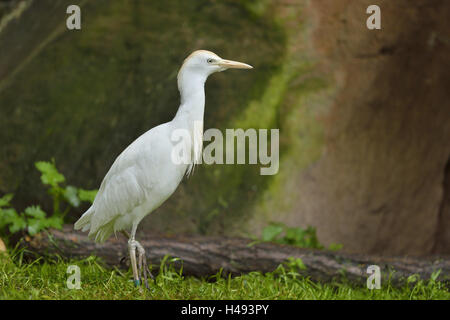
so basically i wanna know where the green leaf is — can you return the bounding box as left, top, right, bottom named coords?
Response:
left=24, top=206, right=46, bottom=219
left=27, top=218, right=44, bottom=235
left=9, top=217, right=27, bottom=234
left=44, top=216, right=64, bottom=230
left=35, top=161, right=65, bottom=187
left=64, top=186, right=80, bottom=207
left=407, top=274, right=419, bottom=283
left=287, top=257, right=307, bottom=270
left=78, top=189, right=98, bottom=203
left=1, top=207, right=19, bottom=221
left=0, top=208, right=19, bottom=229
left=328, top=243, right=343, bottom=251
left=285, top=227, right=304, bottom=244
left=430, top=269, right=441, bottom=282
left=0, top=193, right=14, bottom=207
left=262, top=224, right=283, bottom=242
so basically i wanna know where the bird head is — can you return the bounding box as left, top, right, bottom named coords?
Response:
left=178, top=50, right=253, bottom=79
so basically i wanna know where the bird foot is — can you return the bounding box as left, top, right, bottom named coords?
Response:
left=129, top=239, right=155, bottom=289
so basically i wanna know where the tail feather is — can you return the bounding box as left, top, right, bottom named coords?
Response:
left=74, top=206, right=94, bottom=231
left=75, top=206, right=116, bottom=243
left=90, top=220, right=115, bottom=243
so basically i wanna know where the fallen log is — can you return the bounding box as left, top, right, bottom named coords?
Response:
left=20, top=225, right=450, bottom=285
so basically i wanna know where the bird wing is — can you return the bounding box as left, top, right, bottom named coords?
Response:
left=88, top=123, right=169, bottom=235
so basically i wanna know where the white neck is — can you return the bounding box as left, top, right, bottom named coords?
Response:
left=173, top=68, right=207, bottom=171
left=174, top=69, right=207, bottom=124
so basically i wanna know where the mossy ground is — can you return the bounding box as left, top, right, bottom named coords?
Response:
left=1, top=253, right=448, bottom=300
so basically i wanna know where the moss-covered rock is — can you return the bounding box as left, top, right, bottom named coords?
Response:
left=0, top=0, right=292, bottom=235
left=3, top=1, right=447, bottom=256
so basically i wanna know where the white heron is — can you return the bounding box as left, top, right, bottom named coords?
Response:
left=74, top=50, right=252, bottom=288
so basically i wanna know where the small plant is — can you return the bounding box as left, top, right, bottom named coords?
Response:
left=260, top=222, right=342, bottom=251
left=0, top=160, right=97, bottom=239
left=34, top=160, right=97, bottom=215
left=157, top=255, right=184, bottom=285
left=0, top=194, right=62, bottom=237
left=285, top=257, right=307, bottom=271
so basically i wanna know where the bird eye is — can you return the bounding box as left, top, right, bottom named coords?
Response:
left=207, top=58, right=214, bottom=64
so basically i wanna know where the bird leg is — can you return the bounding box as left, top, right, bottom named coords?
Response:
left=125, top=224, right=154, bottom=289
left=127, top=237, right=154, bottom=289
left=128, top=239, right=140, bottom=287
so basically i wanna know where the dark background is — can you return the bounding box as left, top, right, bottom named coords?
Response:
left=0, top=0, right=448, bottom=255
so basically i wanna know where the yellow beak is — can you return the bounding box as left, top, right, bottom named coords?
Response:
left=218, top=59, right=253, bottom=69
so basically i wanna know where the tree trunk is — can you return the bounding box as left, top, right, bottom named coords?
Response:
left=20, top=226, right=449, bottom=285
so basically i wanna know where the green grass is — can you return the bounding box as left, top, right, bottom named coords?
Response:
left=0, top=253, right=448, bottom=300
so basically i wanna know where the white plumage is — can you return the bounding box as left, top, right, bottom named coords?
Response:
left=74, top=50, right=252, bottom=287
left=75, top=121, right=187, bottom=242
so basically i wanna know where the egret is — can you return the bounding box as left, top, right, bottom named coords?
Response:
left=74, top=50, right=252, bottom=288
